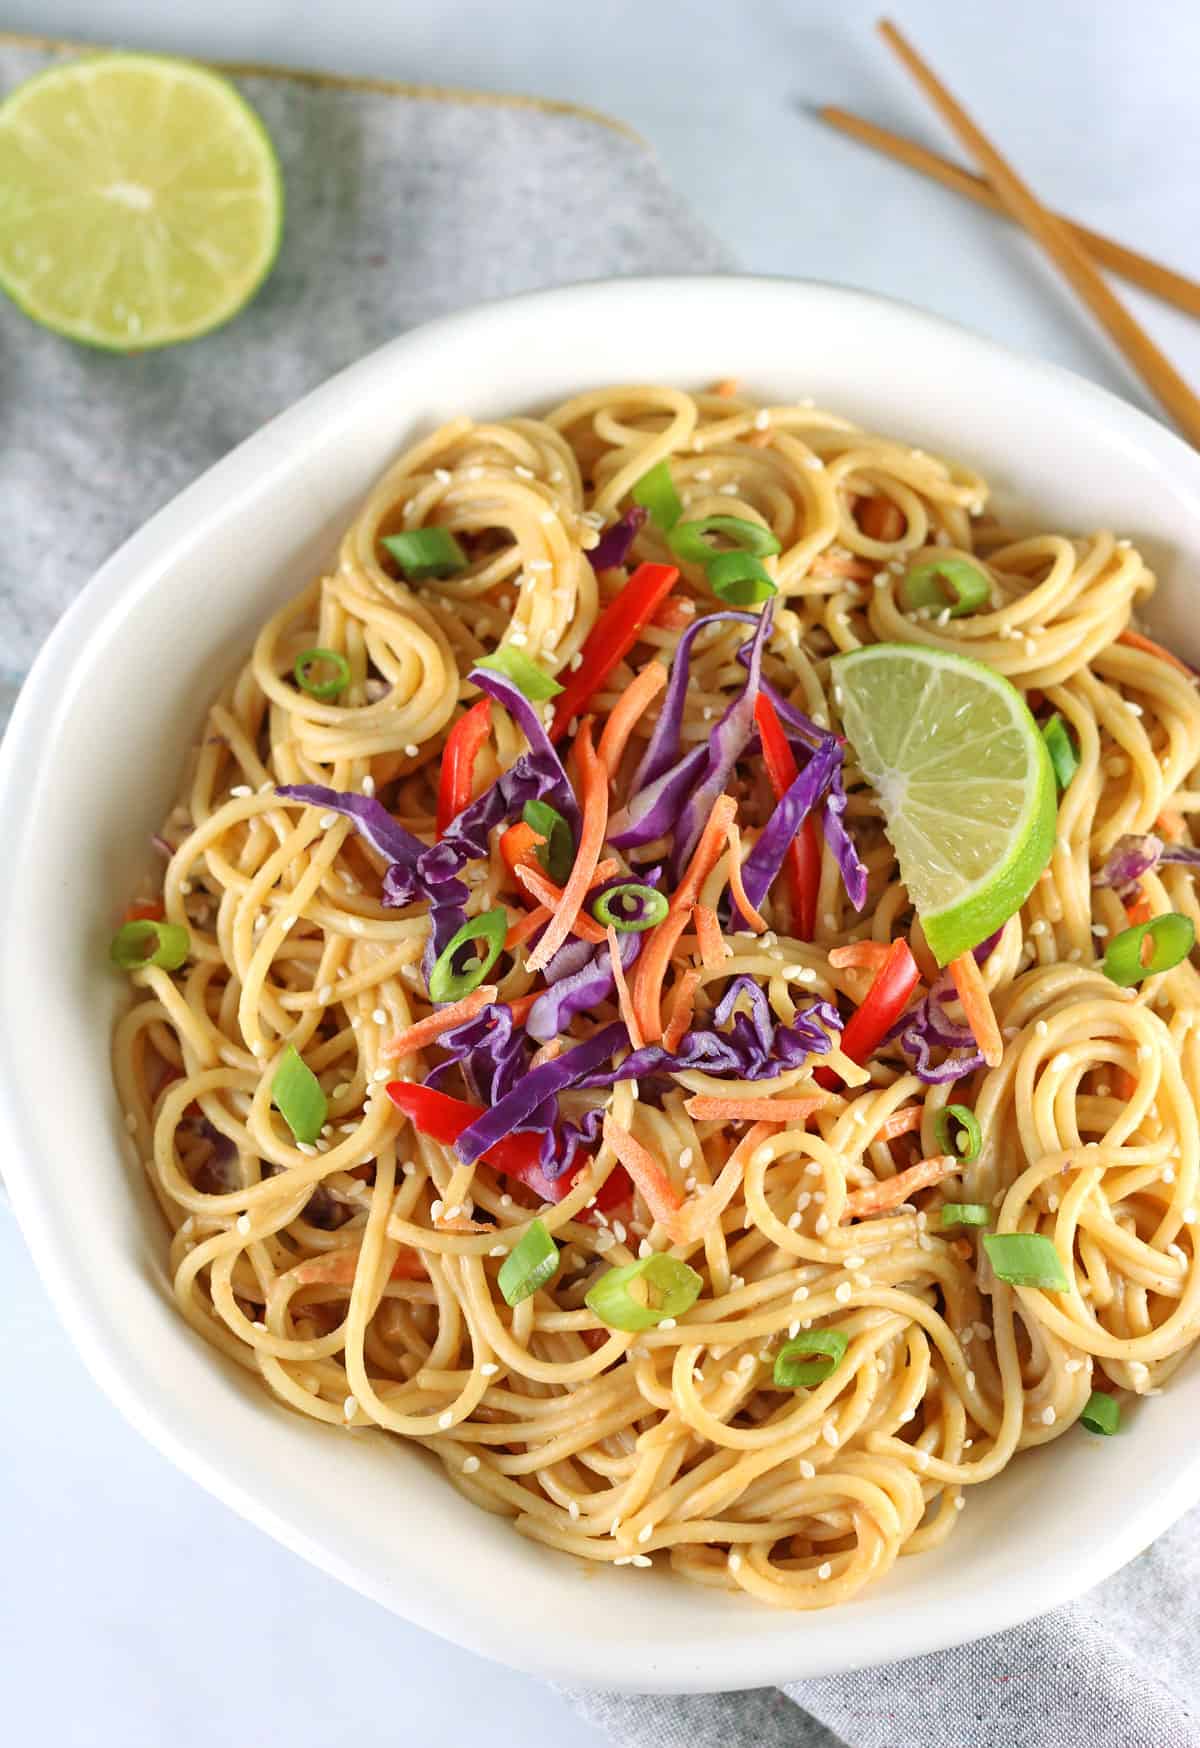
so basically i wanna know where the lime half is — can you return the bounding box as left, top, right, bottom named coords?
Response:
left=832, top=642, right=1055, bottom=964
left=0, top=53, right=283, bottom=349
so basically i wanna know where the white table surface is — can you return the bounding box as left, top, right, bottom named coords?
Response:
left=4, top=2, right=1200, bottom=1743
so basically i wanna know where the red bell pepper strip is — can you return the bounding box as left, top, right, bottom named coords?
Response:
left=386, top=1081, right=630, bottom=1211
left=816, top=938, right=921, bottom=1089
left=754, top=691, right=820, bottom=940
left=549, top=563, right=679, bottom=741
left=436, top=699, right=491, bottom=837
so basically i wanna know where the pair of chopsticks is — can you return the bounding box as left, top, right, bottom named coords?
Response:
left=825, top=20, right=1200, bottom=446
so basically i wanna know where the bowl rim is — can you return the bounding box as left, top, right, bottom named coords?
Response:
left=6, top=272, right=1200, bottom=1693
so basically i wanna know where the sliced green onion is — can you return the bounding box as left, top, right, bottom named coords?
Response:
left=933, top=1104, right=981, bottom=1164
left=631, top=459, right=682, bottom=531
left=706, top=549, right=778, bottom=606
left=293, top=647, right=350, bottom=700
left=272, top=1043, right=327, bottom=1144
left=773, top=1328, right=849, bottom=1389
left=591, top=881, right=669, bottom=934
left=381, top=527, right=467, bottom=580
left=1042, top=713, right=1079, bottom=792
left=109, top=918, right=191, bottom=972
left=983, top=1231, right=1070, bottom=1291
left=585, top=1254, right=702, bottom=1331
left=1102, top=913, right=1195, bottom=987
left=476, top=646, right=563, bottom=702
left=902, top=555, right=990, bottom=619
left=427, top=908, right=508, bottom=1004
left=523, top=800, right=574, bottom=885
left=668, top=514, right=782, bottom=565
left=940, top=1203, right=990, bottom=1228
left=497, top=1217, right=559, bottom=1305
left=1080, top=1390, right=1121, bottom=1436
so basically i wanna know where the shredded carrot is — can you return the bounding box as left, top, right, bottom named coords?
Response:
left=683, top=1094, right=826, bottom=1124
left=1157, top=808, right=1187, bottom=843
left=726, top=821, right=768, bottom=934
left=514, top=862, right=616, bottom=944
left=631, top=794, right=738, bottom=1042
left=653, top=595, right=695, bottom=630
left=693, top=902, right=725, bottom=968
left=828, top=941, right=893, bottom=971
left=858, top=496, right=905, bottom=542
left=949, top=1237, right=973, bottom=1262
left=843, top=1154, right=962, bottom=1221
left=876, top=1106, right=924, bottom=1141
left=1109, top=1067, right=1138, bottom=1101
left=714, top=377, right=739, bottom=398
left=605, top=925, right=644, bottom=1049
left=499, top=820, right=543, bottom=880
left=947, top=952, right=1004, bottom=1069
left=382, top=986, right=497, bottom=1058
left=809, top=554, right=876, bottom=581
left=597, top=661, right=667, bottom=777
left=1117, top=628, right=1195, bottom=679
left=527, top=721, right=609, bottom=973
left=504, top=905, right=552, bottom=951
left=507, top=991, right=541, bottom=1024
left=125, top=899, right=165, bottom=923
left=293, top=1246, right=426, bottom=1286
left=669, top=1121, right=774, bottom=1246
left=602, top=1113, right=683, bottom=1229
left=1125, top=889, right=1153, bottom=926
left=663, top=967, right=702, bottom=1054
left=747, top=427, right=773, bottom=449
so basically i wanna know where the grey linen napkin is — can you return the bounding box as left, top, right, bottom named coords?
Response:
left=3, top=33, right=1198, bottom=1748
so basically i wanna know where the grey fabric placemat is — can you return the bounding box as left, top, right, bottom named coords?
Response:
left=4, top=32, right=1197, bottom=1748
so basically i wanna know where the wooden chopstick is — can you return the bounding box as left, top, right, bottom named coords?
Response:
left=820, top=105, right=1200, bottom=322
left=876, top=18, right=1200, bottom=447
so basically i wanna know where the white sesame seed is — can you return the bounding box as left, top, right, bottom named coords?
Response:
left=843, top=1254, right=864, bottom=1269
left=481, top=1362, right=499, bottom=1376
left=835, top=1281, right=852, bottom=1303
left=638, top=1239, right=653, bottom=1259
left=637, top=1523, right=654, bottom=1544
left=679, top=1147, right=694, bottom=1169
left=568, top=1499, right=580, bottom=1519
left=793, top=1285, right=809, bottom=1301
left=787, top=1211, right=803, bottom=1230
left=343, top=1395, right=358, bottom=1419
left=800, top=1459, right=816, bottom=1478
left=631, top=1554, right=653, bottom=1568
left=728, top=1552, right=742, bottom=1572
left=1035, top=1020, right=1049, bottom=1037
left=965, top=1370, right=976, bottom=1390
left=236, top=1214, right=251, bottom=1235
left=815, top=1213, right=830, bottom=1235
left=361, top=775, right=376, bottom=797
left=1049, top=1053, right=1070, bottom=1072
left=488, top=1244, right=506, bottom=1257
left=229, top=784, right=253, bottom=799
left=822, top=1420, right=838, bottom=1447
left=659, top=1318, right=677, bottom=1330
left=404, top=743, right=420, bottom=758
left=438, top=1411, right=453, bottom=1429
left=462, top=1455, right=481, bottom=1474
left=818, top=1562, right=832, bottom=1580
left=317, top=985, right=333, bottom=1004
left=954, top=1496, right=965, bottom=1511
left=372, top=1007, right=388, bottom=1025
left=1064, top=1358, right=1084, bottom=1374
left=1041, top=1406, right=1057, bottom=1426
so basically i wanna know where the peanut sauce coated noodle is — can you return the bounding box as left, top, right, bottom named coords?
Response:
left=113, top=385, right=1200, bottom=1609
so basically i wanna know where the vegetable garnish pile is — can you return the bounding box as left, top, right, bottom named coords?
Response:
left=110, top=387, right=1200, bottom=1610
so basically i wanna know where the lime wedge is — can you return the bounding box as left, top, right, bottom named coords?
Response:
left=0, top=53, right=283, bottom=349
left=832, top=642, right=1055, bottom=964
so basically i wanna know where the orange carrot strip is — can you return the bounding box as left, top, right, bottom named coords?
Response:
left=499, top=820, right=543, bottom=880
left=514, top=864, right=607, bottom=944
left=809, top=554, right=876, bottom=581
left=875, top=1106, right=924, bottom=1141
left=669, top=1121, right=774, bottom=1246
left=1117, top=628, right=1195, bottom=679
left=382, top=986, right=497, bottom=1059
left=653, top=596, right=696, bottom=630
left=948, top=952, right=1004, bottom=1069
left=1109, top=1067, right=1138, bottom=1101
left=598, top=661, right=667, bottom=777
left=631, top=794, right=739, bottom=1042
left=683, top=1094, right=827, bottom=1124
left=843, top=1154, right=962, bottom=1221
left=714, top=377, right=739, bottom=398
left=125, top=899, right=165, bottom=923
left=662, top=967, right=702, bottom=1054
left=293, top=1246, right=426, bottom=1286
left=828, top=941, right=893, bottom=970
left=504, top=905, right=551, bottom=950
left=693, top=902, right=725, bottom=969
left=1125, top=890, right=1153, bottom=926
left=747, top=428, right=773, bottom=449
left=726, top=821, right=768, bottom=934
left=858, top=496, right=905, bottom=542
left=527, top=721, right=609, bottom=973
left=1157, top=808, right=1187, bottom=843
left=507, top=991, right=541, bottom=1024
left=602, top=1113, right=683, bottom=1228
left=606, top=925, right=644, bottom=1049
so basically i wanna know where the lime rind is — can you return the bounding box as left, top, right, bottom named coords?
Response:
left=832, top=642, right=1056, bottom=964
left=0, top=52, right=283, bottom=350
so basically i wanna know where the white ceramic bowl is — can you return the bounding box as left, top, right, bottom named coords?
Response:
left=5, top=277, right=1200, bottom=1694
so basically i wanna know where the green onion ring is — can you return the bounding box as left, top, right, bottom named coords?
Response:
left=428, top=908, right=508, bottom=1004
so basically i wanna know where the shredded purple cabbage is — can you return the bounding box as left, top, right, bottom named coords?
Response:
left=455, top=1022, right=630, bottom=1165
left=1098, top=832, right=1200, bottom=900
left=671, top=604, right=774, bottom=877
left=740, top=737, right=841, bottom=911
left=526, top=933, right=642, bottom=1042
left=588, top=506, right=648, bottom=572
left=423, top=1002, right=528, bottom=1106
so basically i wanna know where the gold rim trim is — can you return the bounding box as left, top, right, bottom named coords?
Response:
left=0, top=29, right=643, bottom=144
